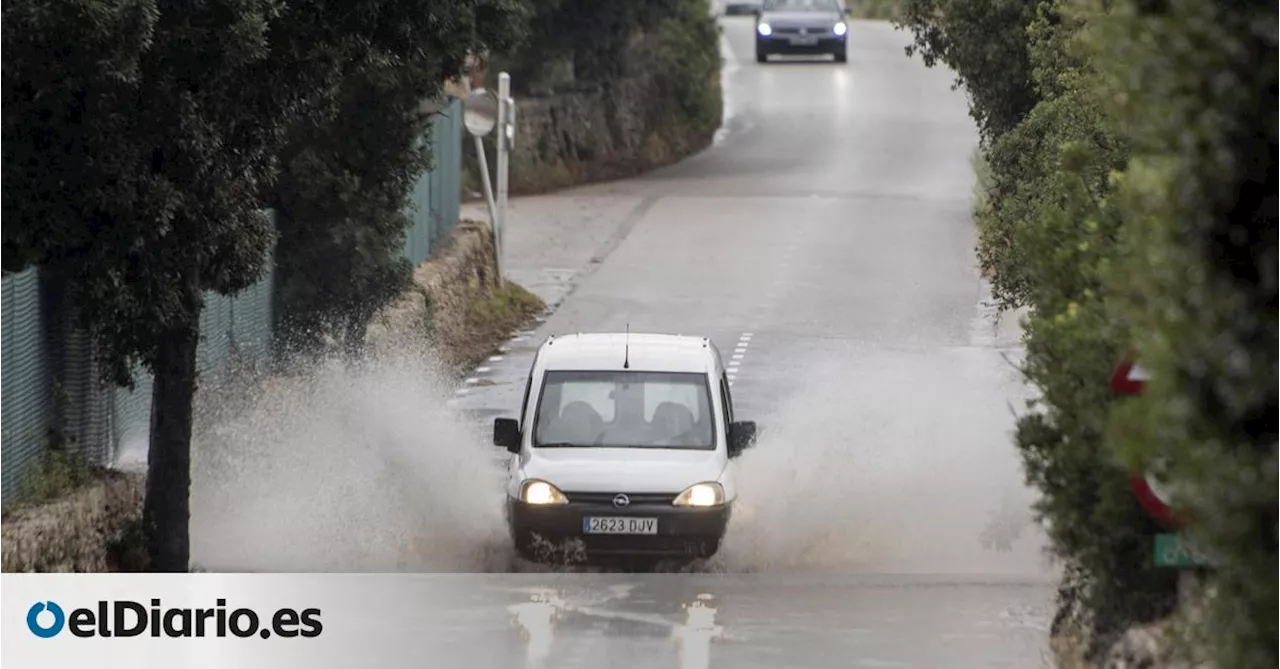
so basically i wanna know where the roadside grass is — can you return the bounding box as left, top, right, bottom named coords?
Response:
left=446, top=279, right=545, bottom=373
left=3, top=447, right=97, bottom=515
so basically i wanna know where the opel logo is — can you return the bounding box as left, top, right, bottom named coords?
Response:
left=612, top=494, right=630, bottom=508
left=799, top=27, right=807, bottom=35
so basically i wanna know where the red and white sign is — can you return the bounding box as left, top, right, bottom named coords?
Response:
left=1110, top=359, right=1150, bottom=395
left=1131, top=465, right=1182, bottom=527
left=1112, top=358, right=1183, bottom=527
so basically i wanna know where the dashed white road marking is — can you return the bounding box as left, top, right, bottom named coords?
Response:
left=465, top=377, right=480, bottom=385
left=727, top=331, right=754, bottom=388
left=488, top=355, right=505, bottom=362
left=476, top=366, right=492, bottom=373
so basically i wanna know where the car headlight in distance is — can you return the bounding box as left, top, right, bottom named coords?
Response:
left=674, top=482, right=725, bottom=507
left=520, top=479, right=569, bottom=505
left=757, top=22, right=773, bottom=37
left=833, top=21, right=848, bottom=36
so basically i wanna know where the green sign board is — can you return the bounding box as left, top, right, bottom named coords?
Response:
left=1154, top=533, right=1213, bottom=568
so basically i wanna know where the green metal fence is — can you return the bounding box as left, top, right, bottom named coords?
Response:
left=2, top=100, right=462, bottom=504
left=1, top=268, right=53, bottom=502
left=110, top=213, right=278, bottom=466
left=404, top=98, right=463, bottom=266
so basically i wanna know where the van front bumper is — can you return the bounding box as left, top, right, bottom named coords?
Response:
left=506, top=495, right=731, bottom=561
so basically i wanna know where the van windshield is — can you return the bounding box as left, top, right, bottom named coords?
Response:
left=533, top=370, right=716, bottom=450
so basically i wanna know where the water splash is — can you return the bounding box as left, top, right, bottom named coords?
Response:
left=714, top=347, right=1052, bottom=576
left=189, top=342, right=512, bottom=572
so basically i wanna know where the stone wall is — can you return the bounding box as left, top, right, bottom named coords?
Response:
left=464, top=39, right=722, bottom=196
left=364, top=218, right=543, bottom=372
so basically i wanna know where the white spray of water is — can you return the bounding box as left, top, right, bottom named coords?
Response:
left=714, top=346, right=1053, bottom=577
left=185, top=335, right=1050, bottom=576
left=189, top=344, right=512, bottom=572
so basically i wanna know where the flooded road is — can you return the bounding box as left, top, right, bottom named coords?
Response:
left=190, top=17, right=1058, bottom=668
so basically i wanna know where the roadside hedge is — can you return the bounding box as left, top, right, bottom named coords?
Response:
left=900, top=0, right=1276, bottom=665
left=1091, top=2, right=1277, bottom=666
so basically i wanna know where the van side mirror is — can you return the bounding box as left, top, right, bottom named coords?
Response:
left=727, top=421, right=758, bottom=457
left=493, top=418, right=521, bottom=454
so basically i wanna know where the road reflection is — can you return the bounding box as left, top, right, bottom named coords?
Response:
left=673, top=593, right=723, bottom=669
left=508, top=589, right=566, bottom=667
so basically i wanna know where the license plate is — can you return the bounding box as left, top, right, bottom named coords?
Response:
left=791, top=36, right=819, bottom=46
left=583, top=516, right=658, bottom=535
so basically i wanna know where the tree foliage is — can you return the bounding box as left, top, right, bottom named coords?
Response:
left=989, top=3, right=1177, bottom=653
left=2, top=0, right=525, bottom=570
left=899, top=0, right=1276, bottom=664
left=1091, top=1, right=1278, bottom=666
left=898, top=0, right=1041, bottom=144
left=494, top=0, right=719, bottom=95
left=270, top=0, right=527, bottom=358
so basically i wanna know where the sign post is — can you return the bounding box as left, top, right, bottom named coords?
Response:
left=494, top=72, right=515, bottom=288
left=462, top=72, right=517, bottom=288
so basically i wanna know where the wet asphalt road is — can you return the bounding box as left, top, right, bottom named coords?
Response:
left=191, top=575, right=1053, bottom=669
left=446, top=17, right=1056, bottom=668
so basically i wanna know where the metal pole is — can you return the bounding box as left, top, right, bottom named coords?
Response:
left=496, top=72, right=511, bottom=288
left=474, top=136, right=498, bottom=228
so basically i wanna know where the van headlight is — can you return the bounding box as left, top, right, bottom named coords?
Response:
left=673, top=482, right=725, bottom=507
left=520, top=479, right=569, bottom=505
left=833, top=22, right=848, bottom=37
left=757, top=22, right=773, bottom=37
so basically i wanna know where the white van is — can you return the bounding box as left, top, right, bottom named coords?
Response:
left=492, top=332, right=758, bottom=563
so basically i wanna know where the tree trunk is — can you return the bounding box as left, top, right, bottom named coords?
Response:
left=143, top=275, right=203, bottom=572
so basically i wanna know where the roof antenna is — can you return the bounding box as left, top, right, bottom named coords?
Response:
left=623, top=323, right=631, bottom=369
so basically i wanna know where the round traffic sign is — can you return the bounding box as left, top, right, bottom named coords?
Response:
left=1130, top=462, right=1181, bottom=527
left=463, top=88, right=498, bottom=137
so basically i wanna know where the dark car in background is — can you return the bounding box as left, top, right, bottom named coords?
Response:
left=753, top=0, right=851, bottom=63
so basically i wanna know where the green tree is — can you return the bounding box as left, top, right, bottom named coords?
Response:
left=899, top=0, right=1182, bottom=656
left=1091, top=1, right=1278, bottom=666
left=496, top=0, right=709, bottom=94
left=2, top=0, right=520, bottom=570
left=898, top=0, right=1040, bottom=144
left=271, top=0, right=527, bottom=359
